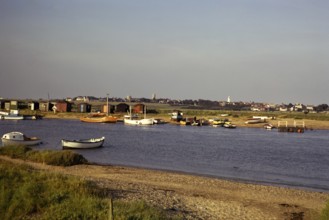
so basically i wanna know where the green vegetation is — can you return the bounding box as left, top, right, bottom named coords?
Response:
left=0, top=145, right=87, bottom=166
left=320, top=200, right=329, bottom=220
left=0, top=160, right=180, bottom=220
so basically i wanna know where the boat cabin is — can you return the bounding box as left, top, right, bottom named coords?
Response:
left=2, top=132, right=26, bottom=141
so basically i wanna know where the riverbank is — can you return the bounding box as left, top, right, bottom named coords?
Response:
left=41, top=112, right=329, bottom=130
left=1, top=155, right=328, bottom=219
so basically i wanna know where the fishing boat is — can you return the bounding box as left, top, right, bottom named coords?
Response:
left=80, top=115, right=117, bottom=123
left=0, top=110, right=24, bottom=120
left=1, top=132, right=42, bottom=146
left=61, top=137, right=105, bottom=149
left=124, top=105, right=154, bottom=125
left=124, top=118, right=154, bottom=125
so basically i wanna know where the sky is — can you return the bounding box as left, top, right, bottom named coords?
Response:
left=0, top=0, right=328, bottom=105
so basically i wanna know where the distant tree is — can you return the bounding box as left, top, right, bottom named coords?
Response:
left=316, top=104, right=329, bottom=112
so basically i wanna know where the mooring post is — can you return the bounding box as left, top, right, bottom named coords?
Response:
left=108, top=198, right=114, bottom=220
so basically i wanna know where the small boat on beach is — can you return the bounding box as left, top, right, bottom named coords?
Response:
left=1, top=132, right=42, bottom=146
left=153, top=119, right=166, bottom=124
left=80, top=115, right=117, bottom=123
left=211, top=118, right=228, bottom=127
left=245, top=118, right=264, bottom=124
left=264, top=123, right=275, bottom=130
left=223, top=122, right=237, bottom=129
left=61, top=137, right=105, bottom=149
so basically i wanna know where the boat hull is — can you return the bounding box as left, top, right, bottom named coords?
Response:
left=80, top=116, right=117, bottom=123
left=1, top=115, right=24, bottom=120
left=1, top=138, right=42, bottom=146
left=245, top=119, right=263, bottom=124
left=61, top=137, right=105, bottom=149
left=124, top=118, right=154, bottom=125
left=1, top=131, right=42, bottom=146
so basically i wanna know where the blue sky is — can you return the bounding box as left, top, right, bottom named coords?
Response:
left=1, top=0, right=328, bottom=105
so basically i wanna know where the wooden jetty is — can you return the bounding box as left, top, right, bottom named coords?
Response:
left=277, top=121, right=305, bottom=133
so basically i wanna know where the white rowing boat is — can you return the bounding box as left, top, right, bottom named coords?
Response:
left=61, top=137, right=105, bottom=149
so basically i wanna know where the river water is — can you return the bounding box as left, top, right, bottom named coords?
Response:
left=1, top=119, right=329, bottom=191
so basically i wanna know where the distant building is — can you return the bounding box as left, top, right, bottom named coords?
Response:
left=115, top=103, right=129, bottom=113
left=28, top=101, right=39, bottom=111
left=39, top=102, right=54, bottom=112
left=133, top=103, right=145, bottom=114
left=55, top=101, right=72, bottom=112
left=126, top=96, right=132, bottom=102
left=76, top=96, right=89, bottom=102
left=102, top=104, right=115, bottom=114
left=77, top=103, right=91, bottom=113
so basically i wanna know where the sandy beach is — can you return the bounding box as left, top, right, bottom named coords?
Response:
left=1, top=155, right=328, bottom=220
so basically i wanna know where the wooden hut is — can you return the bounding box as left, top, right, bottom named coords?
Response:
left=55, top=101, right=72, bottom=112
left=28, top=101, right=39, bottom=111
left=115, top=103, right=129, bottom=113
left=39, top=102, right=54, bottom=112
left=0, top=100, right=7, bottom=110
left=133, top=103, right=145, bottom=114
left=102, top=104, right=115, bottom=114
left=9, top=100, right=18, bottom=110
left=77, top=103, right=91, bottom=113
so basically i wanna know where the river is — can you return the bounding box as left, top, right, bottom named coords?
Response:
left=1, top=119, right=329, bottom=191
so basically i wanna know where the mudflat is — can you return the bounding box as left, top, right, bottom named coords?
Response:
left=1, top=156, right=328, bottom=219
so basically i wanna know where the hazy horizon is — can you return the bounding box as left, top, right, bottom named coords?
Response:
left=1, top=1, right=328, bottom=105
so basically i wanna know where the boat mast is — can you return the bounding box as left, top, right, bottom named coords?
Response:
left=106, top=93, right=109, bottom=116
left=130, top=105, right=132, bottom=119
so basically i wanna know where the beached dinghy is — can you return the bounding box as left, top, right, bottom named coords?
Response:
left=61, top=137, right=105, bottom=149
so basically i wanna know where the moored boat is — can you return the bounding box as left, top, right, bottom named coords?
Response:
left=61, top=137, right=105, bottom=149
left=0, top=110, right=24, bottom=120
left=124, top=118, right=154, bottom=125
left=80, top=115, right=117, bottom=123
left=124, top=105, right=154, bottom=125
left=1, top=132, right=42, bottom=146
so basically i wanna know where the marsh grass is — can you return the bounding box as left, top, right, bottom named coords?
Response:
left=0, top=160, right=182, bottom=220
left=320, top=200, right=329, bottom=220
left=0, top=145, right=87, bottom=166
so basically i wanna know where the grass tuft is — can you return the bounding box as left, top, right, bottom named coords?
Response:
left=0, top=145, right=88, bottom=166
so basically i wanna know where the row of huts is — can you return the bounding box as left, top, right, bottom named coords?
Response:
left=0, top=100, right=149, bottom=114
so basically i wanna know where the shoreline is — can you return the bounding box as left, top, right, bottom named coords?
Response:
left=1, top=155, right=328, bottom=219
left=91, top=161, right=329, bottom=194
left=41, top=112, right=329, bottom=130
